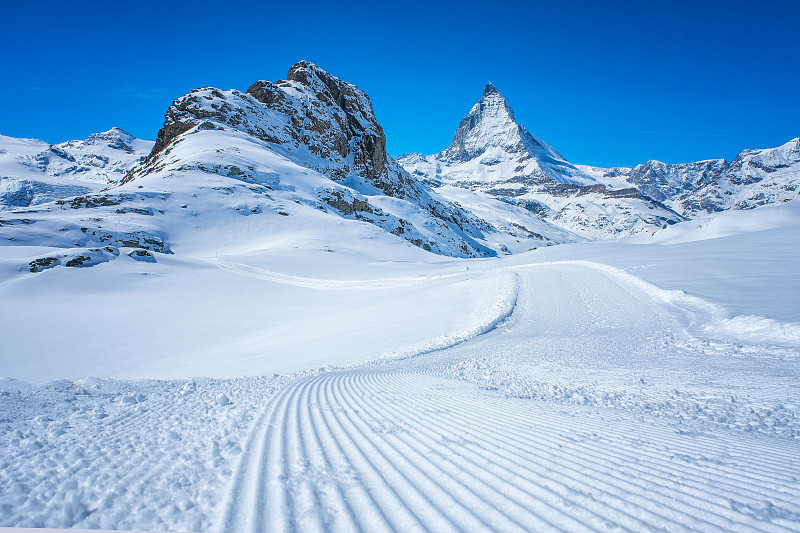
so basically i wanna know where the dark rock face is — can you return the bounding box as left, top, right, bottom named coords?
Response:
left=138, top=61, right=408, bottom=200
left=249, top=61, right=395, bottom=196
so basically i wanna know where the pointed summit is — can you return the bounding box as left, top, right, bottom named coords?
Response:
left=441, top=82, right=563, bottom=163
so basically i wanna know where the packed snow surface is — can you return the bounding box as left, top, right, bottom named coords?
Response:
left=2, top=203, right=800, bottom=533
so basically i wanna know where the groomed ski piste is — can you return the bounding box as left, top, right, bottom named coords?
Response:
left=1, top=203, right=800, bottom=533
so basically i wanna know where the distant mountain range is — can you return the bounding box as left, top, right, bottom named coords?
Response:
left=0, top=128, right=152, bottom=210
left=0, top=61, right=797, bottom=272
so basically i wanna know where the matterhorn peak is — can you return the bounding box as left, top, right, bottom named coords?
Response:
left=442, top=82, right=559, bottom=163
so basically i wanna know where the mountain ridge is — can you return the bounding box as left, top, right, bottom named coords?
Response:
left=398, top=83, right=797, bottom=238
left=397, top=84, right=685, bottom=239
left=0, top=64, right=797, bottom=266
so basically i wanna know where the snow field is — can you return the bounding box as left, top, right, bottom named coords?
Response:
left=1, top=229, right=799, bottom=532
left=0, top=374, right=299, bottom=531
left=428, top=263, right=800, bottom=439
left=221, top=258, right=800, bottom=531
left=0, top=253, right=512, bottom=381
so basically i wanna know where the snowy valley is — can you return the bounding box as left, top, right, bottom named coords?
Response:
left=1, top=62, right=799, bottom=533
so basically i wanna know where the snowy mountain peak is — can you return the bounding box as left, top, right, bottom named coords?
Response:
left=728, top=136, right=800, bottom=175
left=397, top=83, right=686, bottom=240
left=442, top=83, right=523, bottom=162
left=75, top=127, right=138, bottom=153
left=440, top=83, right=567, bottom=167
left=483, top=81, right=499, bottom=97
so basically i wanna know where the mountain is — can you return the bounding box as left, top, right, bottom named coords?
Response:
left=3, top=70, right=795, bottom=272
left=0, top=62, right=515, bottom=276
left=0, top=128, right=153, bottom=210
left=397, top=84, right=684, bottom=239
left=579, top=138, right=800, bottom=217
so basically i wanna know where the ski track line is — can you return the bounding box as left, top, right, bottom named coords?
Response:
left=206, top=258, right=454, bottom=290
left=362, top=373, right=797, bottom=530
left=359, top=373, right=755, bottom=531
left=218, top=370, right=800, bottom=533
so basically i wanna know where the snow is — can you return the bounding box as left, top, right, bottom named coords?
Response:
left=631, top=200, right=800, bottom=244
left=396, top=86, right=685, bottom=240
left=2, top=201, right=800, bottom=532
left=577, top=138, right=800, bottom=218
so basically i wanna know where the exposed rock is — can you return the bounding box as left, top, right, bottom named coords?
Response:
left=128, top=249, right=156, bottom=263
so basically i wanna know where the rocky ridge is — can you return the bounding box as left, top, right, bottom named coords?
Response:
left=580, top=137, right=800, bottom=217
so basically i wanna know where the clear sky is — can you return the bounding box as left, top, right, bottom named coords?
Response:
left=2, top=0, right=798, bottom=167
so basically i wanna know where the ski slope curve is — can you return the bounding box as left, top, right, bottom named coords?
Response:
left=218, top=261, right=800, bottom=532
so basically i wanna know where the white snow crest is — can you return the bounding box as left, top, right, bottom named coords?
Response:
left=377, top=270, right=519, bottom=362
left=207, top=258, right=430, bottom=289
left=703, top=315, right=800, bottom=348
left=532, top=259, right=800, bottom=349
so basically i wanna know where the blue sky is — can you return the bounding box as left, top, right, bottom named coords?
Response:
left=2, top=0, right=798, bottom=167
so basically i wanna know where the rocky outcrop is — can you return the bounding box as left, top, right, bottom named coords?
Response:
left=626, top=159, right=727, bottom=202
left=134, top=61, right=420, bottom=201
left=118, top=62, right=496, bottom=258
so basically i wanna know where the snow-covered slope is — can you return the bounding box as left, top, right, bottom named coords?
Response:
left=2, top=218, right=799, bottom=532
left=0, top=128, right=152, bottom=210
left=398, top=84, right=684, bottom=240
left=630, top=199, right=800, bottom=245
